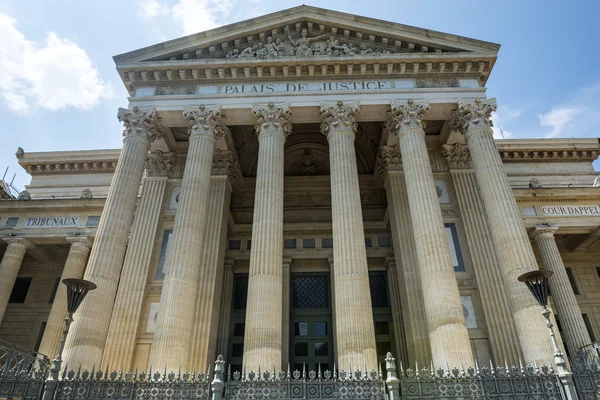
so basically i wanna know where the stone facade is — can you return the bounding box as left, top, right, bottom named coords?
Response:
left=1, top=6, right=600, bottom=374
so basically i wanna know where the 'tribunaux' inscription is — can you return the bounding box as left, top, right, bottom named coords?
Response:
left=24, top=216, right=81, bottom=227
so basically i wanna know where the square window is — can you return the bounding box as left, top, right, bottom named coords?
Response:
left=314, top=322, right=328, bottom=336
left=86, top=216, right=100, bottom=227
left=314, top=342, right=328, bottom=357
left=233, top=323, right=245, bottom=336
left=375, top=321, right=389, bottom=335
left=322, top=238, right=333, bottom=248
left=294, top=342, right=308, bottom=357
left=378, top=237, right=391, bottom=248
left=228, top=240, right=241, bottom=250
left=9, top=277, right=32, bottom=303
left=232, top=343, right=244, bottom=357
left=295, top=322, right=309, bottom=336
left=4, top=217, right=19, bottom=228
left=365, top=237, right=372, bottom=248
left=303, top=239, right=315, bottom=249
left=284, top=239, right=297, bottom=249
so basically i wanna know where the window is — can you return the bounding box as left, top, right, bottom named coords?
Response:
left=155, top=230, right=172, bottom=279
left=4, top=217, right=19, bottom=228
left=303, top=239, right=315, bottom=249
left=233, top=276, right=248, bottom=310
left=86, top=216, right=100, bottom=227
left=566, top=268, right=580, bottom=295
left=246, top=240, right=251, bottom=250
left=583, top=314, right=596, bottom=342
left=9, top=277, right=32, bottom=303
left=369, top=273, right=389, bottom=308
left=284, top=239, right=297, bottom=249
left=322, top=238, right=333, bottom=248
left=293, top=276, right=329, bottom=308
left=378, top=237, right=391, bottom=248
left=48, top=278, right=60, bottom=304
left=233, top=323, right=245, bottom=336
left=365, top=237, right=372, bottom=248
left=228, top=240, right=241, bottom=250
left=445, top=223, right=465, bottom=272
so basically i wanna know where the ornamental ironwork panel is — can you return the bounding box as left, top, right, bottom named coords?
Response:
left=55, top=368, right=211, bottom=400
left=0, top=340, right=49, bottom=400
left=572, top=359, right=600, bottom=400
left=224, top=367, right=385, bottom=400
left=398, top=364, right=562, bottom=400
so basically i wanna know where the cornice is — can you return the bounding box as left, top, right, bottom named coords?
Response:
left=18, top=149, right=121, bottom=176
left=500, top=149, right=599, bottom=163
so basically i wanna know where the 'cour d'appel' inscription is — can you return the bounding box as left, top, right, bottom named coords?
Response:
left=541, top=205, right=600, bottom=216
left=221, top=80, right=393, bottom=94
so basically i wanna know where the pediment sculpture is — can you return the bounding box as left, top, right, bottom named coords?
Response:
left=225, top=25, right=392, bottom=59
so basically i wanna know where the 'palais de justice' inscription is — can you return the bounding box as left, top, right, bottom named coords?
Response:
left=223, top=80, right=391, bottom=94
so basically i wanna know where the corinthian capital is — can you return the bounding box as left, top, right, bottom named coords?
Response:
left=183, top=104, right=226, bottom=139
left=145, top=150, right=175, bottom=177
left=252, top=102, right=292, bottom=137
left=320, top=101, right=359, bottom=138
left=388, top=99, right=429, bottom=137
left=455, top=98, right=497, bottom=134
left=441, top=142, right=472, bottom=170
left=212, top=149, right=238, bottom=186
left=117, top=107, right=161, bottom=142
left=530, top=223, right=559, bottom=241
left=374, top=145, right=402, bottom=181
left=3, top=237, right=34, bottom=251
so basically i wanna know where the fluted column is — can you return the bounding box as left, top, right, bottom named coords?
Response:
left=282, top=258, right=292, bottom=368
left=190, top=157, right=235, bottom=370
left=389, top=100, right=473, bottom=368
left=149, top=105, right=225, bottom=372
left=216, top=260, right=235, bottom=361
left=101, top=151, right=174, bottom=370
left=385, top=258, right=409, bottom=366
left=443, top=143, right=522, bottom=364
left=456, top=98, right=553, bottom=365
left=531, top=224, right=591, bottom=355
left=321, top=101, right=377, bottom=370
left=243, top=103, right=291, bottom=372
left=38, top=237, right=93, bottom=359
left=0, top=238, right=34, bottom=324
left=64, top=107, right=159, bottom=370
left=381, top=156, right=431, bottom=365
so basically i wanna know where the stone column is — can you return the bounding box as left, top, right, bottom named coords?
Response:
left=64, top=107, right=160, bottom=370
left=379, top=150, right=431, bottom=365
left=190, top=154, right=235, bottom=371
left=149, top=105, right=225, bottom=372
left=328, top=258, right=338, bottom=364
left=531, top=224, right=591, bottom=356
left=101, top=151, right=174, bottom=370
left=216, top=260, right=235, bottom=361
left=0, top=238, right=34, bottom=324
left=443, top=143, right=522, bottom=364
left=243, top=103, right=291, bottom=372
left=456, top=98, right=553, bottom=365
left=282, top=258, right=292, bottom=368
left=321, top=101, right=377, bottom=371
left=389, top=100, right=473, bottom=368
left=385, top=258, right=409, bottom=366
left=38, top=237, right=93, bottom=359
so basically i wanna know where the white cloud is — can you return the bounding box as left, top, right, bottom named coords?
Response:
left=538, top=106, right=584, bottom=138
left=172, top=0, right=235, bottom=35
left=0, top=14, right=113, bottom=114
left=138, top=0, right=169, bottom=19
left=491, top=107, right=518, bottom=139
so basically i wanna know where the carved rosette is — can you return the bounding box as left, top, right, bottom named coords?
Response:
left=442, top=142, right=473, bottom=169
left=455, top=98, right=497, bottom=138
left=212, top=149, right=238, bottom=186
left=374, top=145, right=402, bottom=181
left=117, top=107, right=162, bottom=142
left=145, top=150, right=175, bottom=177
left=530, top=224, right=558, bottom=241
left=319, top=100, right=360, bottom=138
left=252, top=102, right=292, bottom=137
left=388, top=99, right=430, bottom=138
left=183, top=104, right=226, bottom=140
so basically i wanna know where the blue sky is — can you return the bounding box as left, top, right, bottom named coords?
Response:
left=1, top=0, right=599, bottom=190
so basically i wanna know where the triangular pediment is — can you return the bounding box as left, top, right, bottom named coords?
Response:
left=114, top=6, right=499, bottom=65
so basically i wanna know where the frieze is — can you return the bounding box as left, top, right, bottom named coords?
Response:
left=231, top=190, right=388, bottom=209
left=416, top=78, right=459, bottom=88
left=155, top=85, right=197, bottom=95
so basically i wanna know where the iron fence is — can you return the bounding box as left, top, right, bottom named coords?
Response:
left=0, top=340, right=50, bottom=400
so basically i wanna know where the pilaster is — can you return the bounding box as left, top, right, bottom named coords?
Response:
left=456, top=98, right=554, bottom=365
left=243, top=102, right=291, bottom=372
left=389, top=99, right=473, bottom=368
left=101, top=150, right=173, bottom=370
left=64, top=107, right=159, bottom=370
left=149, top=105, right=225, bottom=372
left=321, top=101, right=377, bottom=370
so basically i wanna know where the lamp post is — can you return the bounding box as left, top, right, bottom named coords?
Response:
left=518, top=270, right=579, bottom=400
left=42, top=278, right=96, bottom=400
